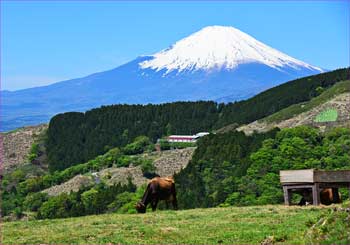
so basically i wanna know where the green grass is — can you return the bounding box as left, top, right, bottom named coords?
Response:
left=314, top=109, right=338, bottom=122
left=2, top=205, right=333, bottom=244
left=306, top=202, right=350, bottom=244
left=263, top=80, right=350, bottom=123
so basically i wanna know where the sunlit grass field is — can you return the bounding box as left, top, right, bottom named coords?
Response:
left=1, top=205, right=333, bottom=244
left=263, top=80, right=349, bottom=123
left=314, top=108, right=338, bottom=122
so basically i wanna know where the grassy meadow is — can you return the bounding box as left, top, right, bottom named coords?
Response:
left=1, top=205, right=336, bottom=244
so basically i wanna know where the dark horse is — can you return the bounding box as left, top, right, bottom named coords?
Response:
left=298, top=188, right=342, bottom=206
left=136, top=176, right=178, bottom=213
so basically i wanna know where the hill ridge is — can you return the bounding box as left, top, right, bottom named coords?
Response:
left=236, top=81, right=350, bottom=134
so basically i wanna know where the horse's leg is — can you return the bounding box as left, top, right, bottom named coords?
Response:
left=332, top=188, right=340, bottom=203
left=151, top=198, right=158, bottom=212
left=298, top=197, right=306, bottom=206
left=165, top=201, right=169, bottom=209
left=172, top=192, right=178, bottom=210
left=172, top=199, right=178, bottom=210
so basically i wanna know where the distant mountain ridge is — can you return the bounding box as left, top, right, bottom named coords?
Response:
left=2, top=25, right=324, bottom=131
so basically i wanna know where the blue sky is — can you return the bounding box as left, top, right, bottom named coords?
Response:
left=1, top=1, right=349, bottom=91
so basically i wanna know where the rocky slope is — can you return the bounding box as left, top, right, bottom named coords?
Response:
left=42, top=175, right=94, bottom=196
left=1, top=124, right=48, bottom=173
left=42, top=147, right=195, bottom=196
left=237, top=93, right=350, bottom=134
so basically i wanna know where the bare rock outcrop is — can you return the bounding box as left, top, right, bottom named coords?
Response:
left=42, top=147, right=196, bottom=196
left=1, top=124, right=48, bottom=173
left=99, top=147, right=196, bottom=187
left=153, top=147, right=195, bottom=177
left=42, top=175, right=94, bottom=196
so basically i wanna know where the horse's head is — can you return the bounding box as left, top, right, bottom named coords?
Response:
left=135, top=202, right=146, bottom=213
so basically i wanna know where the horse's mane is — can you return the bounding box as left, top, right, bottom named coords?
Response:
left=163, top=176, right=174, bottom=183
left=149, top=176, right=174, bottom=184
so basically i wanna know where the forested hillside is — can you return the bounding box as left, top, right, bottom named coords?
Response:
left=3, top=126, right=349, bottom=221
left=175, top=126, right=350, bottom=209
left=46, top=68, right=349, bottom=172
left=47, top=102, right=218, bottom=171
left=174, top=129, right=279, bottom=208
left=215, top=67, right=350, bottom=127
left=234, top=80, right=350, bottom=135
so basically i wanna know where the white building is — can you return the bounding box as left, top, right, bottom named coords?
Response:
left=167, top=132, right=210, bottom=143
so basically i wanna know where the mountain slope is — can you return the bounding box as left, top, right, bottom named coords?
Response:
left=2, top=25, right=323, bottom=131
left=215, top=68, right=349, bottom=128
left=1, top=124, right=48, bottom=173
left=235, top=80, right=350, bottom=134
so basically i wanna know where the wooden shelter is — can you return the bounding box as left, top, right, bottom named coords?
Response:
left=280, top=169, right=350, bottom=205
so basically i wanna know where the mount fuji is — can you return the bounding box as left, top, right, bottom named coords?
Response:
left=2, top=25, right=324, bottom=131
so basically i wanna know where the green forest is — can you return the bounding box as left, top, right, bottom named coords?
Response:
left=1, top=137, right=153, bottom=218
left=175, top=126, right=350, bottom=209
left=46, top=68, right=349, bottom=171
left=2, top=126, right=350, bottom=220
left=46, top=101, right=219, bottom=171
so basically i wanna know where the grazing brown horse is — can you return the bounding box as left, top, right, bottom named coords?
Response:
left=298, top=188, right=342, bottom=206
left=320, top=188, right=342, bottom=205
left=136, top=176, right=178, bottom=213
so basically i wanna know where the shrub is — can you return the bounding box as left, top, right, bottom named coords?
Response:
left=140, top=160, right=156, bottom=176
left=116, top=155, right=133, bottom=167
left=122, top=136, right=151, bottom=155
left=107, top=192, right=135, bottom=213
left=114, top=186, right=146, bottom=214
left=13, top=207, right=23, bottom=219
left=159, top=140, right=195, bottom=150
left=169, top=142, right=196, bottom=149
left=23, top=192, right=49, bottom=211
left=37, top=193, right=82, bottom=219
left=28, top=143, right=39, bottom=162
left=10, top=169, right=25, bottom=183
left=81, top=188, right=99, bottom=214
left=159, top=140, right=171, bottom=150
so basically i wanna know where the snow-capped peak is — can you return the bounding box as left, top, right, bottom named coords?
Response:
left=139, top=25, right=323, bottom=73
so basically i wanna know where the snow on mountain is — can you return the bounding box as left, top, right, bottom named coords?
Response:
left=140, top=26, right=323, bottom=73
